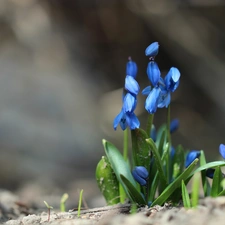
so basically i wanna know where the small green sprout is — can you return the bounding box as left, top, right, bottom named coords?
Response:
left=60, top=193, right=69, bottom=212
left=43, top=201, right=53, bottom=222
left=77, top=189, right=83, bottom=218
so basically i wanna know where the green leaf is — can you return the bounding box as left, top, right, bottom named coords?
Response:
left=131, top=128, right=151, bottom=168
left=96, top=156, right=120, bottom=205
left=102, top=139, right=137, bottom=202
left=189, top=161, right=225, bottom=178
left=200, top=150, right=211, bottom=197
left=211, top=166, right=223, bottom=197
left=151, top=158, right=199, bottom=206
left=146, top=138, right=167, bottom=190
left=120, top=175, right=146, bottom=205
left=172, top=145, right=185, bottom=179
left=181, top=180, right=191, bottom=208
left=191, top=172, right=201, bottom=207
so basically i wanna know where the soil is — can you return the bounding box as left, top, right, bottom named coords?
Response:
left=1, top=188, right=225, bottom=225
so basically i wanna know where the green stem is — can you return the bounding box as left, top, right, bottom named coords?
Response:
left=77, top=189, right=83, bottom=218
left=123, top=128, right=128, bottom=161
left=146, top=114, right=154, bottom=138
left=119, top=128, right=129, bottom=203
left=166, top=105, right=171, bottom=183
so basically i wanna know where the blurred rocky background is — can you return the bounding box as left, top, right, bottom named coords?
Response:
left=0, top=0, right=225, bottom=206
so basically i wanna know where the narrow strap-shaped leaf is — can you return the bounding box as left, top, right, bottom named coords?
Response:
left=181, top=180, right=191, bottom=208
left=189, top=161, right=225, bottom=178
left=191, top=172, right=200, bottom=207
left=146, top=138, right=167, bottom=189
left=211, top=166, right=223, bottom=197
left=151, top=158, right=198, bottom=206
left=120, top=175, right=146, bottom=205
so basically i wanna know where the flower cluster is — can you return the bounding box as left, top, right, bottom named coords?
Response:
left=113, top=58, right=140, bottom=130
left=142, top=42, right=181, bottom=114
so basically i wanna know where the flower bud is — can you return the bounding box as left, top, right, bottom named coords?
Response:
left=132, top=166, right=149, bottom=186
left=185, top=150, right=201, bottom=168
left=145, top=42, right=159, bottom=57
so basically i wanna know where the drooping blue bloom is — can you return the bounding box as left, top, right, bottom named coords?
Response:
left=147, top=61, right=161, bottom=87
left=114, top=60, right=140, bottom=131
left=143, top=43, right=181, bottom=115
left=145, top=42, right=159, bottom=57
left=219, top=144, right=225, bottom=159
left=123, top=93, right=137, bottom=113
left=206, top=168, right=215, bottom=179
left=132, top=166, right=149, bottom=186
left=113, top=110, right=140, bottom=131
left=164, top=67, right=180, bottom=92
left=125, top=75, right=140, bottom=95
left=185, top=150, right=201, bottom=168
left=170, top=119, right=179, bottom=133
left=126, top=57, right=138, bottom=78
left=145, top=87, right=161, bottom=114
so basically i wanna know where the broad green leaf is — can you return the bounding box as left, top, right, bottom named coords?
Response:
left=131, top=128, right=151, bottom=168
left=102, top=139, right=136, bottom=201
left=211, top=167, right=223, bottom=197
left=96, top=156, right=120, bottom=205
left=181, top=180, right=191, bottom=208
left=146, top=138, right=167, bottom=190
left=120, top=175, right=146, bottom=205
left=151, top=158, right=199, bottom=206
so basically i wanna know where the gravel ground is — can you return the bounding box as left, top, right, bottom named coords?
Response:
left=1, top=188, right=225, bottom=225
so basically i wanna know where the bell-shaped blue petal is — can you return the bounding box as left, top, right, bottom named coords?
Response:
left=219, top=144, right=225, bottom=159
left=123, top=93, right=137, bottom=113
left=164, top=67, right=180, bottom=92
left=170, top=119, right=179, bottom=133
left=113, top=110, right=127, bottom=131
left=206, top=168, right=215, bottom=179
left=147, top=62, right=160, bottom=87
left=145, top=42, right=159, bottom=57
left=125, top=112, right=140, bottom=130
left=157, top=91, right=171, bottom=108
left=145, top=87, right=161, bottom=114
left=125, top=75, right=140, bottom=95
left=132, top=166, right=149, bottom=186
left=185, top=150, right=201, bottom=168
left=126, top=59, right=138, bottom=78
left=142, top=86, right=151, bottom=96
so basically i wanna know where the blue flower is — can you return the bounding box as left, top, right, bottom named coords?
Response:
left=125, top=75, right=140, bottom=95
left=146, top=61, right=161, bottom=87
left=219, top=144, right=225, bottom=159
left=113, top=110, right=140, bottom=130
left=123, top=93, right=137, bottom=113
left=185, top=150, right=201, bottom=168
left=114, top=60, right=140, bottom=131
left=170, top=119, right=179, bottom=133
left=145, top=87, right=161, bottom=114
left=145, top=42, right=159, bottom=57
left=132, top=166, right=149, bottom=186
left=126, top=57, right=138, bottom=78
left=164, top=67, right=180, bottom=92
